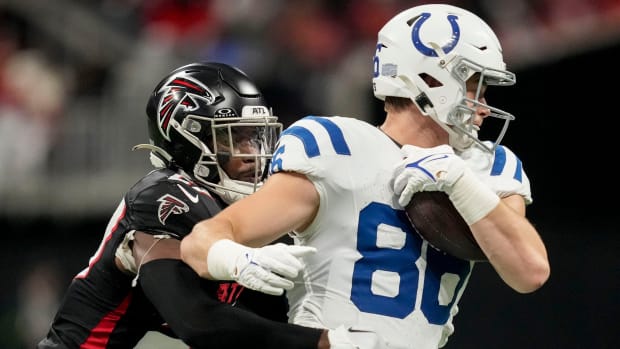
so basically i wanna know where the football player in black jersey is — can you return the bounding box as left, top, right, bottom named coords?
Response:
left=37, top=63, right=332, bottom=349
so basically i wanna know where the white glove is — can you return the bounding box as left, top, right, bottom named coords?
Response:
left=393, top=144, right=500, bottom=225
left=392, top=144, right=467, bottom=207
left=207, top=240, right=317, bottom=296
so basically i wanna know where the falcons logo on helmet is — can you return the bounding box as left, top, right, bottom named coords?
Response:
left=157, top=76, right=215, bottom=141
left=157, top=194, right=190, bottom=225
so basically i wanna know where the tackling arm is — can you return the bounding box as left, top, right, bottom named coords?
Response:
left=139, top=259, right=324, bottom=349
left=118, top=232, right=326, bottom=348
left=180, top=171, right=320, bottom=289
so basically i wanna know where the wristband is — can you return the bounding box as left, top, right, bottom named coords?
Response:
left=447, top=168, right=500, bottom=225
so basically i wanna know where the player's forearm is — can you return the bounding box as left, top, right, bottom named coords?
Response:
left=445, top=168, right=549, bottom=292
left=180, top=218, right=234, bottom=279
left=471, top=203, right=550, bottom=293
left=140, top=259, right=323, bottom=349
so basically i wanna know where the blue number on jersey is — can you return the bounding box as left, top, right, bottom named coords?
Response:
left=273, top=116, right=471, bottom=324
left=352, top=202, right=471, bottom=324
left=351, top=202, right=418, bottom=319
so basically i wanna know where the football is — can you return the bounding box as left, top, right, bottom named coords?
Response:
left=405, top=191, right=487, bottom=262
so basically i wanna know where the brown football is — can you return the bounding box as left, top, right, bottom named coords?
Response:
left=405, top=191, right=487, bottom=262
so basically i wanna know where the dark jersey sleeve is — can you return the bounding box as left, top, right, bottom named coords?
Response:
left=139, top=259, right=322, bottom=349
left=124, top=169, right=223, bottom=239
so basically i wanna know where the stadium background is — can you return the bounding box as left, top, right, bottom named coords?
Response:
left=0, top=1, right=617, bottom=348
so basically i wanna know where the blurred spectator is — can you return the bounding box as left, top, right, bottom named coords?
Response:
left=140, top=0, right=220, bottom=53
left=0, top=24, right=67, bottom=190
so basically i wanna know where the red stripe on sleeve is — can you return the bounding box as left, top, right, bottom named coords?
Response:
left=80, top=292, right=133, bottom=348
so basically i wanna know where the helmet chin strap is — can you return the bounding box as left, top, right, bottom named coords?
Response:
left=419, top=102, right=477, bottom=152
left=192, top=163, right=263, bottom=205
left=213, top=171, right=261, bottom=205
left=448, top=131, right=475, bottom=151
left=450, top=121, right=495, bottom=153
left=215, top=177, right=260, bottom=205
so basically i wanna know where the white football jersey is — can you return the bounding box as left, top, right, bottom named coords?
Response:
left=270, top=116, right=476, bottom=349
left=458, top=141, right=532, bottom=204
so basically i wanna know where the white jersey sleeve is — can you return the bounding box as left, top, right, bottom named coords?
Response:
left=269, top=116, right=474, bottom=349
left=459, top=142, right=533, bottom=204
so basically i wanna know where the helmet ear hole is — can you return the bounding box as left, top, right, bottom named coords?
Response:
left=414, top=93, right=433, bottom=112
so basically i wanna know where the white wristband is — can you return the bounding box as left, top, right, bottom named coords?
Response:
left=447, top=168, right=500, bottom=225
left=207, top=239, right=250, bottom=280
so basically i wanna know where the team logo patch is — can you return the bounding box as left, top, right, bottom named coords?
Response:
left=411, top=12, right=460, bottom=57
left=157, top=76, right=215, bottom=141
left=157, top=194, right=189, bottom=225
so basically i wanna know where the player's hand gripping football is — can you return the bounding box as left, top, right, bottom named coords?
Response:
left=208, top=240, right=316, bottom=296
left=392, top=144, right=467, bottom=207
left=393, top=144, right=500, bottom=225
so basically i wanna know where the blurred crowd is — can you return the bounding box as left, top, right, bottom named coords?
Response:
left=0, top=0, right=619, bottom=347
left=0, top=0, right=618, bottom=206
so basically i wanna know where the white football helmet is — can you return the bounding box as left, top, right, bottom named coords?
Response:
left=373, top=4, right=516, bottom=152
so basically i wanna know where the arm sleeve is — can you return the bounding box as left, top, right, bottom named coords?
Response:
left=234, top=287, right=290, bottom=323
left=138, top=259, right=322, bottom=349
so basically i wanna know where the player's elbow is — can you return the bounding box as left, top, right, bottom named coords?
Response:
left=512, top=258, right=550, bottom=294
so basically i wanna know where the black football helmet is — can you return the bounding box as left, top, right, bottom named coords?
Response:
left=137, top=62, right=282, bottom=203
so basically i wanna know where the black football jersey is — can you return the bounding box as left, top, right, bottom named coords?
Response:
left=39, top=168, right=250, bottom=348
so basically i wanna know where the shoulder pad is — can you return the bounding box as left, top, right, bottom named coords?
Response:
left=125, top=169, right=223, bottom=238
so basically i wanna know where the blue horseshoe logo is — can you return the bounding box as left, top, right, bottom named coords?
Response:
left=412, top=13, right=460, bottom=57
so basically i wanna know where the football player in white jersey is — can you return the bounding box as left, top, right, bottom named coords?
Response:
left=180, top=4, right=550, bottom=349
